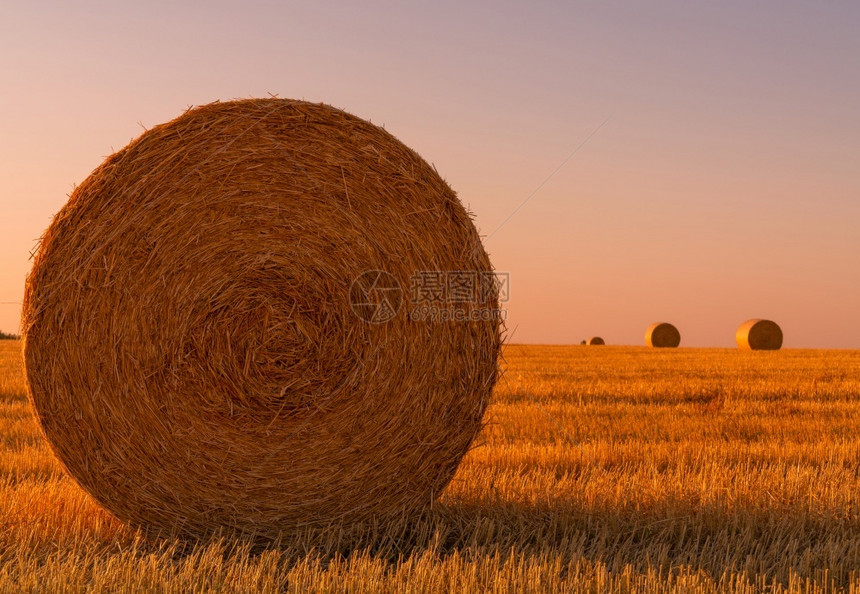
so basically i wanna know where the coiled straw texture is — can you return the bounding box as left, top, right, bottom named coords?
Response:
left=22, top=98, right=501, bottom=541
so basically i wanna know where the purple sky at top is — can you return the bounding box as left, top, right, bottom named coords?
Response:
left=1, top=0, right=858, bottom=346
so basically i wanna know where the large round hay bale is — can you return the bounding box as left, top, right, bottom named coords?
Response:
left=586, top=337, right=605, bottom=345
left=22, top=98, right=501, bottom=540
left=736, top=319, right=783, bottom=351
left=645, top=322, right=681, bottom=348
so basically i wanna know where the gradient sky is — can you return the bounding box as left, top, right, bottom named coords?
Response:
left=1, top=1, right=858, bottom=347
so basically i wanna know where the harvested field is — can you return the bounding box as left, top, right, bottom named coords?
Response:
left=2, top=341, right=860, bottom=591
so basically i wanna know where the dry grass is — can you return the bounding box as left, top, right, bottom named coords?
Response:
left=3, top=340, right=860, bottom=591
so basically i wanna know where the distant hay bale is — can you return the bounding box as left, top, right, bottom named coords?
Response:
left=645, top=322, right=681, bottom=348
left=736, top=319, right=783, bottom=351
left=587, top=337, right=605, bottom=346
left=22, top=98, right=501, bottom=541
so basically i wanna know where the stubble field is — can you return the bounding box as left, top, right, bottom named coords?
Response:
left=1, top=340, right=860, bottom=592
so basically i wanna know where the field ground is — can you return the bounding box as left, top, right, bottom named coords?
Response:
left=2, top=340, right=860, bottom=592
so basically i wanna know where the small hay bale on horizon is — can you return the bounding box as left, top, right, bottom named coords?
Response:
left=587, top=337, right=605, bottom=346
left=736, top=319, right=783, bottom=351
left=22, top=98, right=502, bottom=541
left=645, top=322, right=681, bottom=348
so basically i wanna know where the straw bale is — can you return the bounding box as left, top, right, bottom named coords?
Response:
left=645, top=322, right=681, bottom=348
left=22, top=98, right=501, bottom=540
left=736, top=319, right=782, bottom=351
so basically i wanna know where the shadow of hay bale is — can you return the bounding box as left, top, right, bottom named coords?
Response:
left=148, top=494, right=860, bottom=590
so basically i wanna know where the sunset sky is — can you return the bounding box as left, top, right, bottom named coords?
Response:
left=1, top=1, right=858, bottom=347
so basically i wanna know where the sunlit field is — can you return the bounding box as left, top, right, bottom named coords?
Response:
left=2, top=340, right=860, bottom=592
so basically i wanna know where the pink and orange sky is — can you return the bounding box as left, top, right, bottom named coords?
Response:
left=1, top=1, right=858, bottom=347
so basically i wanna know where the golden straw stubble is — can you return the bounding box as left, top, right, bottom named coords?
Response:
left=645, top=322, right=681, bottom=348
left=22, top=99, right=501, bottom=540
left=736, top=319, right=783, bottom=351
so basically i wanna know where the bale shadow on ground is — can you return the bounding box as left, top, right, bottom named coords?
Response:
left=150, top=494, right=860, bottom=589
